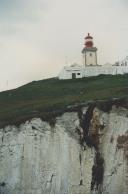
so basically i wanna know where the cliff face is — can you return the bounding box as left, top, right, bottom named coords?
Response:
left=0, top=104, right=128, bottom=194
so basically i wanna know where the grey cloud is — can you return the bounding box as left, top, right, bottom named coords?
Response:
left=0, top=0, right=49, bottom=36
left=0, top=0, right=48, bottom=22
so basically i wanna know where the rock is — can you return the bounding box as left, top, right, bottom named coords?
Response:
left=0, top=105, right=128, bottom=194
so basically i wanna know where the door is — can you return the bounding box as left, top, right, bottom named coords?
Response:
left=72, top=73, right=76, bottom=79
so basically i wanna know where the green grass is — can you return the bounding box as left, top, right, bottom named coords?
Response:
left=0, top=74, right=128, bottom=128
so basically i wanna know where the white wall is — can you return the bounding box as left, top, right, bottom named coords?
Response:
left=83, top=66, right=128, bottom=77
left=58, top=68, right=83, bottom=80
left=85, top=51, right=97, bottom=66
left=83, top=66, right=116, bottom=77
left=58, top=65, right=128, bottom=80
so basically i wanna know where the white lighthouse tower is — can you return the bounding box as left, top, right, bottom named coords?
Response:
left=82, top=33, right=98, bottom=66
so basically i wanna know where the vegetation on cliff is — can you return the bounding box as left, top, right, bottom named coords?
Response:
left=0, top=74, right=128, bottom=127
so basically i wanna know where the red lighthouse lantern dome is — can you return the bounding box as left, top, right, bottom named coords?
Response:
left=85, top=33, right=93, bottom=48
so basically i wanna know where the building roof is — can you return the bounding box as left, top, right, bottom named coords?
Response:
left=82, top=47, right=97, bottom=53
left=85, top=33, right=93, bottom=39
left=64, top=64, right=83, bottom=71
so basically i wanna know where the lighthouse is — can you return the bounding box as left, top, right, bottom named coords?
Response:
left=82, top=33, right=98, bottom=66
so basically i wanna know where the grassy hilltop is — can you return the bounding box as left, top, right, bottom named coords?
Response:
left=0, top=74, right=128, bottom=128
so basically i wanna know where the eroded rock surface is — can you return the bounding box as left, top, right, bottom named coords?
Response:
left=0, top=104, right=128, bottom=194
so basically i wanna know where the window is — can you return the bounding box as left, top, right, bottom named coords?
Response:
left=90, top=53, right=92, bottom=57
left=77, top=73, right=81, bottom=75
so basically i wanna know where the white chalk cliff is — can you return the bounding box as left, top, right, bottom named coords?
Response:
left=0, top=103, right=128, bottom=194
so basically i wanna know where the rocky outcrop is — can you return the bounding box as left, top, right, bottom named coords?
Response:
left=0, top=102, right=128, bottom=194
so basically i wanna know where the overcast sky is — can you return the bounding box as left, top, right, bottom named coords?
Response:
left=0, top=0, right=128, bottom=91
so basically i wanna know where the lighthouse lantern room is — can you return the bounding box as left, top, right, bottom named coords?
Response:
left=82, top=33, right=98, bottom=66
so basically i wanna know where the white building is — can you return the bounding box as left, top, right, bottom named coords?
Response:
left=58, top=33, right=128, bottom=80
left=58, top=63, right=83, bottom=80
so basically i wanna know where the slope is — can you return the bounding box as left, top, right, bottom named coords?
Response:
left=0, top=74, right=128, bottom=127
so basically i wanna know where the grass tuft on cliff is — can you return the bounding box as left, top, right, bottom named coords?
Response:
left=0, top=74, right=128, bottom=127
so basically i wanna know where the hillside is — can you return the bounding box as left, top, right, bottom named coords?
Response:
left=0, top=74, right=128, bottom=128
